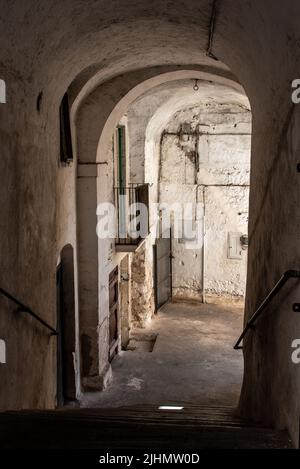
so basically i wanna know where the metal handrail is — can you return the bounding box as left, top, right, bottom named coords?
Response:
left=0, top=287, right=58, bottom=336
left=234, top=270, right=300, bottom=350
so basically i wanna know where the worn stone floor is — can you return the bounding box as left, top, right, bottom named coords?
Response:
left=80, top=301, right=244, bottom=409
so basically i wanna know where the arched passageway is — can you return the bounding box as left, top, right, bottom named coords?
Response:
left=0, top=0, right=300, bottom=448
left=75, top=75, right=251, bottom=409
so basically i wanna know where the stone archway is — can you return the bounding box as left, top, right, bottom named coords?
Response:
left=73, top=68, right=248, bottom=390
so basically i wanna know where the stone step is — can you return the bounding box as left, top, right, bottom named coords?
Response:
left=0, top=405, right=293, bottom=449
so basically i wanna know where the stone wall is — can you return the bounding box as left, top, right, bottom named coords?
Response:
left=240, top=102, right=300, bottom=443
left=159, top=103, right=251, bottom=302
left=126, top=83, right=251, bottom=314
left=131, top=238, right=155, bottom=328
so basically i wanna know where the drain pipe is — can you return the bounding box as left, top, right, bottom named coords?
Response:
left=202, top=186, right=206, bottom=303
left=197, top=184, right=206, bottom=304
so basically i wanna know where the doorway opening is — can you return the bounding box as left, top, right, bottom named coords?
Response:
left=56, top=244, right=76, bottom=406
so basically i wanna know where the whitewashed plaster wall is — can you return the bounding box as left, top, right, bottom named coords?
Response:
left=127, top=80, right=250, bottom=225
left=126, top=90, right=251, bottom=303
left=95, top=125, right=130, bottom=389
left=160, top=103, right=251, bottom=302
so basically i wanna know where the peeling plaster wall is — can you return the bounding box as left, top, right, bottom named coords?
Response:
left=159, top=103, right=251, bottom=302
left=131, top=238, right=155, bottom=328
left=204, top=186, right=249, bottom=301
left=126, top=81, right=250, bottom=320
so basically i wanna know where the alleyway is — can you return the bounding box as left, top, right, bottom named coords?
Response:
left=81, top=302, right=243, bottom=408
left=1, top=1, right=300, bottom=451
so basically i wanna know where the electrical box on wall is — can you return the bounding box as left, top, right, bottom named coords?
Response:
left=0, top=339, right=6, bottom=364
left=228, top=232, right=243, bottom=260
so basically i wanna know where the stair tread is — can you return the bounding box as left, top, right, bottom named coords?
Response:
left=0, top=405, right=293, bottom=449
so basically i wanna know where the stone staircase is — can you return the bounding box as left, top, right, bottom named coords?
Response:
left=0, top=404, right=293, bottom=449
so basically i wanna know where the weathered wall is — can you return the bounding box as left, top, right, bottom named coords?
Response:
left=126, top=81, right=250, bottom=315
left=204, top=186, right=249, bottom=302
left=131, top=238, right=155, bottom=328
left=0, top=79, right=58, bottom=410
left=240, top=102, right=300, bottom=443
left=159, top=103, right=251, bottom=302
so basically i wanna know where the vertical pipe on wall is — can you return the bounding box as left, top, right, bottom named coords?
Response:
left=196, top=184, right=206, bottom=303
left=202, top=186, right=206, bottom=303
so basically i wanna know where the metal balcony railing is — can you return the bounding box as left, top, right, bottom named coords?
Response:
left=114, top=183, right=150, bottom=249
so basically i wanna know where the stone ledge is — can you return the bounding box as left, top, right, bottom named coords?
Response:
left=82, top=363, right=112, bottom=392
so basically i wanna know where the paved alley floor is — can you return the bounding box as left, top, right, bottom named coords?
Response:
left=80, top=301, right=244, bottom=409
